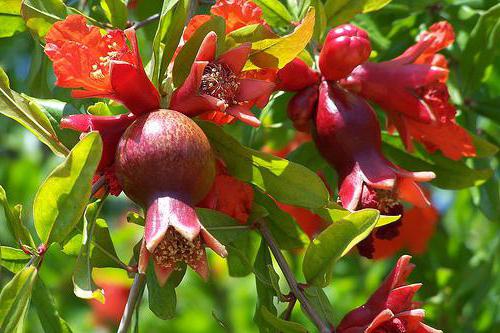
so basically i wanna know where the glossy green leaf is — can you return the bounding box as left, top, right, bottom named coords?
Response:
left=461, top=3, right=500, bottom=95
left=32, top=278, right=72, bottom=333
left=146, top=262, right=186, bottom=319
left=245, top=8, right=315, bottom=70
left=252, top=0, right=293, bottom=29
left=0, top=246, right=30, bottom=273
left=34, top=132, right=102, bottom=245
left=303, top=209, right=380, bottom=286
left=0, top=0, right=26, bottom=38
left=260, top=307, right=308, bottom=333
left=0, top=266, right=37, bottom=332
left=73, top=200, right=106, bottom=303
left=196, top=208, right=247, bottom=244
left=21, top=0, right=69, bottom=37
left=151, top=0, right=189, bottom=87
left=172, top=15, right=225, bottom=87
left=302, top=286, right=334, bottom=325
left=0, top=185, right=35, bottom=247
left=226, top=23, right=278, bottom=46
left=100, top=0, right=127, bottom=28
left=0, top=68, right=69, bottom=157
left=382, top=135, right=493, bottom=190
left=324, top=0, right=392, bottom=26
left=199, top=121, right=330, bottom=209
left=253, top=191, right=308, bottom=250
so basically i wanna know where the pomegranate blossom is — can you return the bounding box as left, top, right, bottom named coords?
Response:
left=115, top=110, right=226, bottom=285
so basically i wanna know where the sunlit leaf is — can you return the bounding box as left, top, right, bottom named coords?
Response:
left=0, top=266, right=38, bottom=332
left=0, top=0, right=26, bottom=38
left=0, top=185, right=35, bottom=247
left=199, top=121, right=330, bottom=209
left=303, top=209, right=380, bottom=286
left=324, top=0, right=392, bottom=27
left=21, top=0, right=69, bottom=37
left=0, top=246, right=30, bottom=273
left=252, top=0, right=293, bottom=29
left=244, top=8, right=315, bottom=70
left=34, top=132, right=102, bottom=245
left=0, top=68, right=69, bottom=157
left=100, top=0, right=127, bottom=28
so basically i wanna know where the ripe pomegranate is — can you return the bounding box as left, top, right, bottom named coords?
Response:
left=115, top=109, right=226, bottom=284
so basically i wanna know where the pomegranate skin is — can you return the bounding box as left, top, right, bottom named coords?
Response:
left=114, top=109, right=215, bottom=207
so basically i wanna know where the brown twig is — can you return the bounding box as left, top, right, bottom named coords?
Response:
left=117, top=273, right=147, bottom=333
left=256, top=220, right=332, bottom=333
left=132, top=13, right=160, bottom=30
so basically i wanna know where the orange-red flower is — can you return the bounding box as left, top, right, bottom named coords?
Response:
left=369, top=205, right=439, bottom=260
left=45, top=15, right=160, bottom=115
left=198, top=162, right=254, bottom=224
left=170, top=32, right=275, bottom=126
left=338, top=255, right=442, bottom=333
left=341, top=21, right=475, bottom=160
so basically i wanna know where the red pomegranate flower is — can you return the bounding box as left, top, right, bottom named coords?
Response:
left=170, top=32, right=275, bottom=127
left=341, top=21, right=475, bottom=160
left=370, top=204, right=439, bottom=260
left=198, top=161, right=254, bottom=224
left=44, top=15, right=161, bottom=194
left=337, top=255, right=442, bottom=333
left=319, top=24, right=372, bottom=81
left=44, top=15, right=160, bottom=115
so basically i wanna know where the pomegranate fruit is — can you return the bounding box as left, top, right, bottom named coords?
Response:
left=115, top=109, right=226, bottom=284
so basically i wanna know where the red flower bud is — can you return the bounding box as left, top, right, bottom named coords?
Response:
left=287, top=85, right=319, bottom=132
left=319, top=24, right=371, bottom=81
left=276, top=58, right=320, bottom=92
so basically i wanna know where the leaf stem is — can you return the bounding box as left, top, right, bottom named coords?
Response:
left=256, top=221, right=332, bottom=333
left=118, top=273, right=147, bottom=333
left=90, top=176, right=106, bottom=198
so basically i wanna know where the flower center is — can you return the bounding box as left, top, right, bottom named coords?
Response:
left=152, top=228, right=204, bottom=270
left=200, top=62, right=240, bottom=106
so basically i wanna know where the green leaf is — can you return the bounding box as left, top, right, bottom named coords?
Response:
left=245, top=8, right=315, bottom=70
left=226, top=232, right=255, bottom=277
left=90, top=218, right=121, bottom=268
left=73, top=200, right=107, bottom=303
left=151, top=0, right=189, bottom=87
left=303, top=209, right=380, bottom=287
left=172, top=15, right=225, bottom=87
left=472, top=134, right=499, bottom=158
left=324, top=0, right=392, bottom=27
left=0, top=68, right=69, bottom=157
left=253, top=191, right=308, bottom=250
left=0, top=0, right=26, bottom=38
left=0, top=185, right=35, bottom=247
left=311, top=0, right=327, bottom=40
left=252, top=0, right=293, bottom=29
left=146, top=262, right=186, bottom=319
left=0, top=266, right=38, bottom=332
left=260, top=307, right=308, bottom=333
left=253, top=240, right=278, bottom=330
left=196, top=208, right=247, bottom=244
left=21, top=0, right=69, bottom=37
left=461, top=3, right=500, bottom=95
left=302, top=286, right=334, bottom=325
left=0, top=246, right=30, bottom=273
left=382, top=135, right=493, bottom=190
left=32, top=278, right=72, bottom=333
left=34, top=132, right=102, bottom=245
left=199, top=121, right=330, bottom=209
left=100, top=0, right=127, bottom=28
left=226, top=24, right=278, bottom=45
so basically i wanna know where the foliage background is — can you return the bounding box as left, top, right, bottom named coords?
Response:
left=0, top=0, right=498, bottom=332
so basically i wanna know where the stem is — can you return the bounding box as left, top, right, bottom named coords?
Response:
left=118, top=273, right=147, bottom=333
left=91, top=240, right=132, bottom=272
left=90, top=176, right=106, bottom=198
left=257, top=221, right=331, bottom=333
left=133, top=13, right=160, bottom=30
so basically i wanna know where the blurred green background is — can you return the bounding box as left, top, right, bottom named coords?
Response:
left=1, top=0, right=499, bottom=332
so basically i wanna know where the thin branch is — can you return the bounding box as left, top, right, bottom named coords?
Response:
left=118, top=273, right=147, bottom=333
left=256, top=221, right=332, bottom=333
left=133, top=13, right=160, bottom=30
left=90, top=176, right=106, bottom=198
left=91, top=240, right=133, bottom=272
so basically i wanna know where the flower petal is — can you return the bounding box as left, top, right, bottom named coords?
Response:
left=218, top=43, right=251, bottom=74
left=236, top=78, right=275, bottom=105
left=225, top=104, right=261, bottom=127
left=195, top=32, right=217, bottom=62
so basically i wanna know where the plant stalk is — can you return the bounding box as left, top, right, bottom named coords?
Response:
left=257, top=221, right=332, bottom=333
left=118, top=273, right=147, bottom=333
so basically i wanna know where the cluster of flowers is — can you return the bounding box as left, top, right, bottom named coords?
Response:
left=43, top=1, right=472, bottom=331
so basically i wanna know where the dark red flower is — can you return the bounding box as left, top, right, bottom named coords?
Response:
left=275, top=58, right=320, bottom=92
left=198, top=162, right=254, bottom=224
left=170, top=32, right=275, bottom=127
left=341, top=21, right=475, bottom=160
left=45, top=15, right=160, bottom=115
left=319, top=24, right=372, bottom=81
left=337, top=255, right=442, bottom=333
